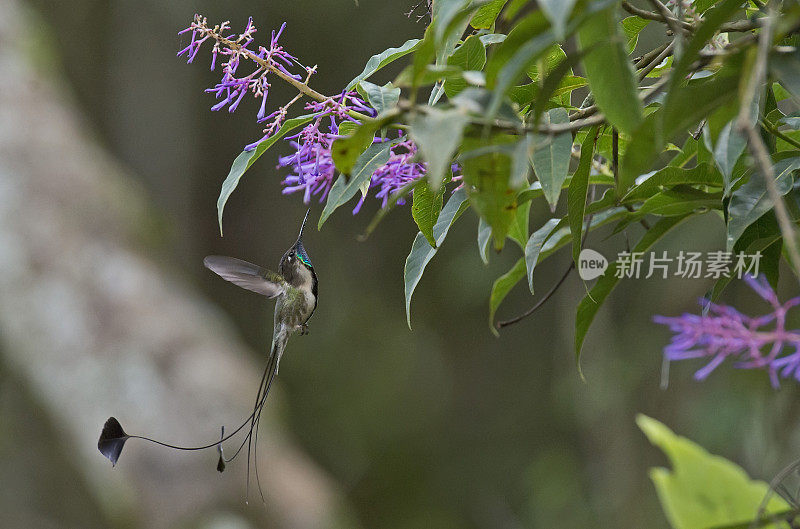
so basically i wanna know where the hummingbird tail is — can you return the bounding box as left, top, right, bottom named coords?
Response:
left=231, top=327, right=290, bottom=503
left=270, top=329, right=290, bottom=375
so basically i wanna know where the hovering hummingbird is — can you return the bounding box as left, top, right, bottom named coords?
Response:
left=98, top=210, right=317, bottom=501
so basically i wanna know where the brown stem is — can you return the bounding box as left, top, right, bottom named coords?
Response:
left=496, top=262, right=575, bottom=329
left=636, top=40, right=675, bottom=79
left=214, top=33, right=328, bottom=102
left=622, top=1, right=757, bottom=32
left=571, top=41, right=675, bottom=122
left=736, top=4, right=800, bottom=277
left=646, top=0, right=690, bottom=36
left=198, top=23, right=373, bottom=122
left=622, top=1, right=692, bottom=32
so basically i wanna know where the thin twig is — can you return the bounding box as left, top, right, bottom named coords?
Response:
left=215, top=35, right=327, bottom=102
left=496, top=261, right=575, bottom=329
left=646, top=0, right=691, bottom=36
left=736, top=3, right=800, bottom=277
left=622, top=0, right=758, bottom=32
left=497, top=164, right=601, bottom=330
left=634, top=42, right=670, bottom=67
left=572, top=41, right=676, bottom=122
left=622, top=1, right=693, bottom=32
left=761, top=118, right=800, bottom=150
left=636, top=40, right=675, bottom=79
left=202, top=27, right=373, bottom=122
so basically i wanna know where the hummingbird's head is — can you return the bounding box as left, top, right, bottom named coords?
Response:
left=279, top=210, right=316, bottom=288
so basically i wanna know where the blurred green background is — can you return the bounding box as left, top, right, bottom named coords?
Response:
left=3, top=1, right=800, bottom=528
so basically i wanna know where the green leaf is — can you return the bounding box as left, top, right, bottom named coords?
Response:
left=668, top=137, right=699, bottom=168
left=525, top=44, right=567, bottom=81
left=769, top=50, right=800, bottom=100
left=518, top=173, right=615, bottom=205
left=489, top=257, right=526, bottom=335
left=568, top=127, right=598, bottom=265
left=331, top=113, right=396, bottom=175
left=529, top=50, right=587, bottom=121
left=487, top=24, right=556, bottom=122
left=712, top=120, right=747, bottom=187
left=510, top=135, right=532, bottom=190
left=525, top=218, right=560, bottom=293
left=445, top=35, right=487, bottom=97
left=485, top=11, right=549, bottom=85
left=432, top=0, right=472, bottom=45
left=405, top=189, right=469, bottom=328
left=693, top=0, right=723, bottom=13
left=575, top=216, right=689, bottom=373
left=727, top=157, right=800, bottom=250
left=479, top=33, right=507, bottom=46
left=319, top=141, right=393, bottom=228
left=478, top=217, right=492, bottom=264
left=470, top=0, right=508, bottom=29
left=337, top=121, right=359, bottom=136
left=621, top=70, right=739, bottom=196
left=358, top=81, right=400, bottom=114
left=432, top=0, right=478, bottom=65
left=577, top=4, right=643, bottom=135
left=615, top=187, right=721, bottom=232
left=412, top=178, right=447, bottom=248
left=461, top=136, right=518, bottom=250
left=743, top=213, right=784, bottom=288
left=539, top=0, right=577, bottom=38
left=531, top=108, right=572, bottom=211
left=508, top=200, right=531, bottom=249
left=410, top=108, right=470, bottom=190
left=538, top=206, right=630, bottom=265
left=346, top=39, right=421, bottom=91
left=217, top=113, right=316, bottom=235
left=409, top=24, right=437, bottom=88
left=622, top=16, right=650, bottom=53
left=509, top=75, right=588, bottom=109
left=622, top=163, right=723, bottom=203
left=665, top=0, right=742, bottom=110
left=637, top=414, right=791, bottom=529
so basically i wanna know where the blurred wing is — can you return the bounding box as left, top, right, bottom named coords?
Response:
left=204, top=256, right=286, bottom=298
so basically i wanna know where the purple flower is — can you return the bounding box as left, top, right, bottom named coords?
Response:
left=654, top=276, right=800, bottom=387
left=180, top=15, right=455, bottom=214
left=276, top=92, right=380, bottom=206
left=178, top=15, right=312, bottom=148
left=278, top=116, right=338, bottom=204
left=355, top=133, right=427, bottom=213
left=276, top=96, right=439, bottom=212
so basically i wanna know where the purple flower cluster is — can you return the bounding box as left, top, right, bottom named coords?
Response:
left=178, top=15, right=314, bottom=149
left=179, top=15, right=439, bottom=213
left=655, top=276, right=800, bottom=387
left=278, top=94, right=431, bottom=210
left=361, top=133, right=428, bottom=212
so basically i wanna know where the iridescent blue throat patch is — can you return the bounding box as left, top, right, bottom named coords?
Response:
left=297, top=252, right=311, bottom=267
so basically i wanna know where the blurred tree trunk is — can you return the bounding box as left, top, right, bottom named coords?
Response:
left=0, top=1, right=354, bottom=527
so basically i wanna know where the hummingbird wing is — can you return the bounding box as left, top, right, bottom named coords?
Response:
left=204, top=256, right=286, bottom=298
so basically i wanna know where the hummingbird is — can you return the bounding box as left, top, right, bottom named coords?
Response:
left=98, top=210, right=317, bottom=502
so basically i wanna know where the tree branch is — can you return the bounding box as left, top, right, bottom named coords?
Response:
left=736, top=4, right=800, bottom=277
left=646, top=0, right=691, bottom=36
left=622, top=1, right=692, bottom=32
left=496, top=262, right=575, bottom=329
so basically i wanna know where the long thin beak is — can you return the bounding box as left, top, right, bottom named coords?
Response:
left=297, top=209, right=310, bottom=242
